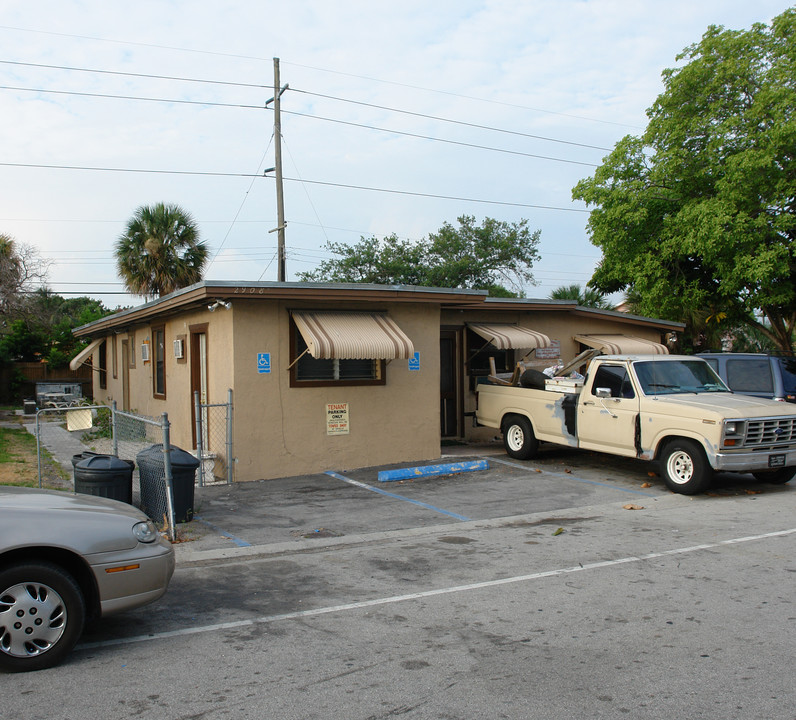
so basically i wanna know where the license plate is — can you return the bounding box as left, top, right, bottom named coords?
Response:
left=768, top=454, right=786, bottom=468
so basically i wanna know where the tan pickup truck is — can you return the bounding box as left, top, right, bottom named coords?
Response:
left=475, top=354, right=796, bottom=494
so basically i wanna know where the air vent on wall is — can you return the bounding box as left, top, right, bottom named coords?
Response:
left=141, top=341, right=150, bottom=362
left=173, top=338, right=184, bottom=359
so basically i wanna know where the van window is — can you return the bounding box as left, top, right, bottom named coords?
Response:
left=726, top=358, right=773, bottom=393
left=777, top=357, right=796, bottom=395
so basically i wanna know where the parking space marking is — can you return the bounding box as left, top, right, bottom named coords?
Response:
left=325, top=471, right=472, bottom=521
left=489, top=457, right=660, bottom=497
left=78, top=527, right=796, bottom=652
left=192, top=516, right=252, bottom=547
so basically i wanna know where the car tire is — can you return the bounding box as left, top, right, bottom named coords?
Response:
left=0, top=562, right=86, bottom=673
left=502, top=415, right=538, bottom=460
left=752, top=468, right=796, bottom=485
left=660, top=439, right=712, bottom=495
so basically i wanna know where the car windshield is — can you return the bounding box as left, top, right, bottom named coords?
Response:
left=633, top=360, right=730, bottom=395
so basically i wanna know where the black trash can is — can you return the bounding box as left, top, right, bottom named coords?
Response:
left=74, top=454, right=134, bottom=505
left=136, top=444, right=199, bottom=524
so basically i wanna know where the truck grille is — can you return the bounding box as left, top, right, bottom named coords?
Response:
left=745, top=417, right=796, bottom=447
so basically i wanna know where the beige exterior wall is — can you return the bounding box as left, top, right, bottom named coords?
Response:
left=94, top=299, right=440, bottom=482
left=231, top=299, right=440, bottom=481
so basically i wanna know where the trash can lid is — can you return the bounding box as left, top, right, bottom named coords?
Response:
left=76, top=454, right=134, bottom=471
left=135, top=444, right=200, bottom=468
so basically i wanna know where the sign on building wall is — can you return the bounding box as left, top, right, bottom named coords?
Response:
left=408, top=351, right=420, bottom=371
left=257, top=353, right=271, bottom=374
left=535, top=340, right=561, bottom=360
left=327, top=403, right=349, bottom=435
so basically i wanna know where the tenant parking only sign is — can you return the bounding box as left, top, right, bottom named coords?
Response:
left=326, top=403, right=349, bottom=435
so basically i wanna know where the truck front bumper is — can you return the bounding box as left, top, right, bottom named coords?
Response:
left=711, top=448, right=796, bottom=473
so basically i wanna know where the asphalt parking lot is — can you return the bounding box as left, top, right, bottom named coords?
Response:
left=179, top=442, right=788, bottom=560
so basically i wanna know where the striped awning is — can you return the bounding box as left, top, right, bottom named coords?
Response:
left=292, top=311, right=414, bottom=360
left=69, top=338, right=103, bottom=370
left=574, top=334, right=669, bottom=355
left=468, top=323, right=551, bottom=351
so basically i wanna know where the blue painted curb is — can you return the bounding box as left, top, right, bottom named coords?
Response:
left=378, top=459, right=489, bottom=483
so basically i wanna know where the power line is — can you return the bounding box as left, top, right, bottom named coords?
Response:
left=289, top=88, right=612, bottom=151
left=0, top=59, right=269, bottom=89
left=0, top=162, right=588, bottom=213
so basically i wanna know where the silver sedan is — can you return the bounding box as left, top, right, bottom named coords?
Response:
left=0, top=487, right=175, bottom=672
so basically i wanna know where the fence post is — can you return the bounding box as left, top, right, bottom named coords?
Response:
left=226, top=388, right=234, bottom=485
left=194, top=390, right=204, bottom=488
left=35, top=409, right=43, bottom=489
left=161, top=412, right=177, bottom=542
left=111, top=400, right=118, bottom=458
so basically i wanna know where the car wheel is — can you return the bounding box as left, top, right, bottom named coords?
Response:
left=503, top=416, right=538, bottom=460
left=660, top=439, right=712, bottom=495
left=752, top=468, right=796, bottom=485
left=0, top=562, right=86, bottom=672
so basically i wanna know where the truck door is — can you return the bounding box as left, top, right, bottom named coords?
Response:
left=577, top=363, right=640, bottom=456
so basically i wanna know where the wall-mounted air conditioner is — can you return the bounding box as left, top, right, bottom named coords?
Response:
left=173, top=338, right=185, bottom=359
left=141, top=342, right=150, bottom=362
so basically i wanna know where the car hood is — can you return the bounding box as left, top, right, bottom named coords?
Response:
left=0, top=487, right=152, bottom=554
left=650, top=393, right=796, bottom=419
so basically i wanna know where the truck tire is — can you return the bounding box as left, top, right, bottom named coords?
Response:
left=660, top=439, right=712, bottom=495
left=502, top=416, right=538, bottom=460
left=752, top=468, right=796, bottom=485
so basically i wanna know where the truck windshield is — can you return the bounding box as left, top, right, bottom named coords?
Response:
left=633, top=360, right=730, bottom=395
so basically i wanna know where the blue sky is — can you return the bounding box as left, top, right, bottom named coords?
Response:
left=0, top=1, right=790, bottom=307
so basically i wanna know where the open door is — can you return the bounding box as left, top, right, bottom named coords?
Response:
left=190, top=324, right=209, bottom=449
left=440, top=329, right=461, bottom=438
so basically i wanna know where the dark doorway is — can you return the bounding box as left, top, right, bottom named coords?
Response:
left=440, top=329, right=461, bottom=437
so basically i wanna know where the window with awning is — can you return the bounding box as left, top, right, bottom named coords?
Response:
left=573, top=334, right=669, bottom=355
left=290, top=311, right=414, bottom=386
left=467, top=324, right=551, bottom=351
left=69, top=338, right=103, bottom=370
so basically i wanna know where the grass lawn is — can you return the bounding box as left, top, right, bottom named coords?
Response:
left=0, top=426, right=69, bottom=489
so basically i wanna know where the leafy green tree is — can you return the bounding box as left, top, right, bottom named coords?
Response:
left=299, top=215, right=541, bottom=296
left=572, top=9, right=796, bottom=353
left=115, top=203, right=208, bottom=299
left=549, top=284, right=615, bottom=310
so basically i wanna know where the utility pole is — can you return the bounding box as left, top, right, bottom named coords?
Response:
left=271, top=57, right=288, bottom=282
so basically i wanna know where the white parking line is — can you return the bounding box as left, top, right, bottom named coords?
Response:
left=78, top=527, right=796, bottom=652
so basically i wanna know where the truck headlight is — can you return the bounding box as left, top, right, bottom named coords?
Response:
left=723, top=420, right=745, bottom=447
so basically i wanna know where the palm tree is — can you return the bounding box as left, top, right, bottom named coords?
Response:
left=549, top=284, right=615, bottom=310
left=115, top=203, right=208, bottom=299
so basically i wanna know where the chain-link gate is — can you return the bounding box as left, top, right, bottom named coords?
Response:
left=33, top=404, right=179, bottom=541
left=194, top=389, right=234, bottom=486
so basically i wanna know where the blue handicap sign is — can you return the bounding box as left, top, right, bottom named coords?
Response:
left=257, top=353, right=271, bottom=374
left=408, top=351, right=420, bottom=372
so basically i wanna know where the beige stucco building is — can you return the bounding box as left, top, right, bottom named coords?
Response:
left=72, top=281, right=681, bottom=482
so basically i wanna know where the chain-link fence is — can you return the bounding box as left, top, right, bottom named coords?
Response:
left=194, top=389, right=234, bottom=486
left=33, top=404, right=179, bottom=541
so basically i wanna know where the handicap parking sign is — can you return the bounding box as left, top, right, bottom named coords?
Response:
left=408, top=351, right=420, bottom=372
left=257, top=353, right=271, bottom=374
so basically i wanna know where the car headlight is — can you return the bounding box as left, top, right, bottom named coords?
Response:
left=132, top=520, right=159, bottom=543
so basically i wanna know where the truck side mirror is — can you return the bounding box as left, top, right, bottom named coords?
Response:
left=595, top=387, right=612, bottom=398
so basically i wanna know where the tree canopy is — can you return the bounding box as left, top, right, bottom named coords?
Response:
left=0, top=234, right=49, bottom=317
left=298, top=215, right=541, bottom=296
left=572, top=9, right=796, bottom=352
left=115, top=203, right=208, bottom=299
left=549, top=284, right=615, bottom=310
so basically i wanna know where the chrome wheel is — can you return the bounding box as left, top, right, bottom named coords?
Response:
left=0, top=581, right=67, bottom=658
